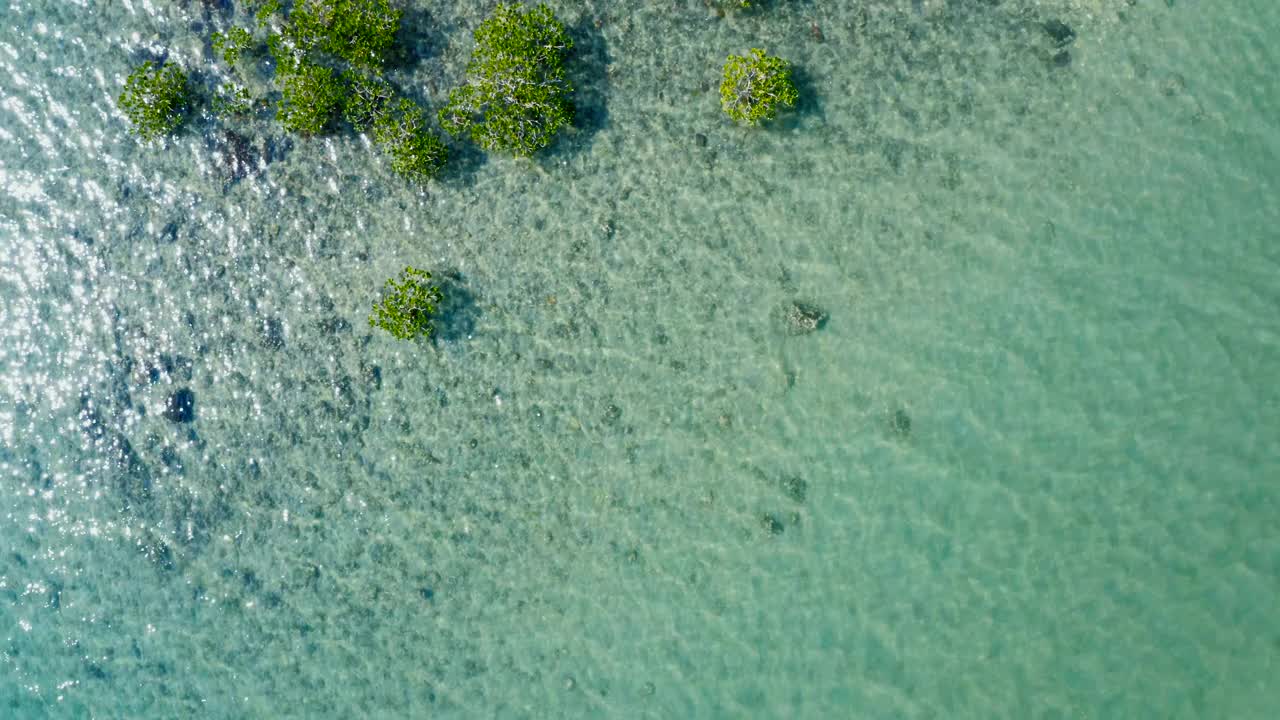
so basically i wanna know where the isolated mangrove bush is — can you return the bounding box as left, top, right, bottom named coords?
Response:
left=720, top=49, right=798, bottom=126
left=119, top=61, right=191, bottom=140
left=370, top=267, right=445, bottom=341
left=440, top=3, right=575, bottom=157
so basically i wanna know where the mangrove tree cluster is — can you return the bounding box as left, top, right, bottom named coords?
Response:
left=118, top=2, right=591, bottom=182
left=116, top=2, right=810, bottom=341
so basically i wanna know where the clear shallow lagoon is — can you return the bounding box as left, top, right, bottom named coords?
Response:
left=2, top=1, right=1278, bottom=717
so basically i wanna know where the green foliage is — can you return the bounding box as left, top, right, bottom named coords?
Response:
left=119, top=61, right=190, bottom=140
left=206, top=0, right=446, bottom=182
left=267, top=1, right=403, bottom=140
left=720, top=49, right=798, bottom=125
left=341, top=72, right=447, bottom=181
left=277, top=62, right=343, bottom=135
left=290, top=0, right=401, bottom=70
left=440, top=3, right=574, bottom=157
left=213, top=82, right=254, bottom=117
left=341, top=70, right=395, bottom=132
left=370, top=267, right=444, bottom=341
left=212, top=27, right=254, bottom=66
left=373, top=99, right=449, bottom=182
left=252, top=0, right=282, bottom=27
left=266, top=30, right=303, bottom=75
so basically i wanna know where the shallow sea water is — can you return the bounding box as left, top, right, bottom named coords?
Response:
left=2, top=0, right=1279, bottom=717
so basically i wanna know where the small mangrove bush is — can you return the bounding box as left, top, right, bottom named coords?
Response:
left=119, top=61, right=191, bottom=140
left=720, top=49, right=798, bottom=126
left=373, top=100, right=450, bottom=182
left=287, top=0, right=402, bottom=70
left=211, top=27, right=254, bottom=66
left=342, top=70, right=396, bottom=132
left=370, top=267, right=444, bottom=341
left=440, top=3, right=575, bottom=157
left=276, top=61, right=345, bottom=135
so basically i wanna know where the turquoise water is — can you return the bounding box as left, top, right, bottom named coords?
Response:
left=3, top=0, right=1279, bottom=717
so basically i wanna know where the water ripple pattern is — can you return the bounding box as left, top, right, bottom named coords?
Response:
left=2, top=1, right=1278, bottom=718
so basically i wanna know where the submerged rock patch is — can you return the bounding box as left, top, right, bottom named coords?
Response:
left=782, top=301, right=827, bottom=335
left=164, top=388, right=196, bottom=423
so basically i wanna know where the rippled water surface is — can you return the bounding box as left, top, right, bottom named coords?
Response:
left=3, top=1, right=1279, bottom=717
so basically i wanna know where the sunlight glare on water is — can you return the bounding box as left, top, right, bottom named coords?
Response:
left=2, top=0, right=1279, bottom=717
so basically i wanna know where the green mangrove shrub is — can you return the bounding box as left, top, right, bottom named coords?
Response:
left=201, top=0, right=447, bottom=181
left=277, top=62, right=343, bottom=135
left=246, top=0, right=282, bottom=27
left=265, top=0, right=400, bottom=76
left=119, top=61, right=191, bottom=140
left=720, top=49, right=798, bottom=126
left=212, top=27, right=254, bottom=66
left=373, top=99, right=449, bottom=182
left=370, top=267, right=444, bottom=341
left=287, top=0, right=401, bottom=70
left=266, top=26, right=305, bottom=74
left=341, top=72, right=446, bottom=181
left=342, top=70, right=396, bottom=132
left=440, top=3, right=574, bottom=157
